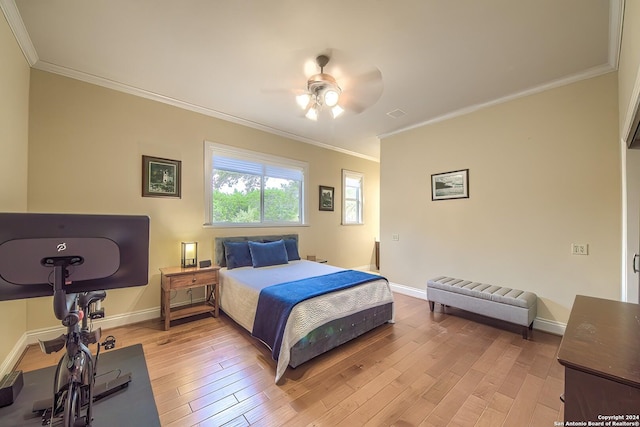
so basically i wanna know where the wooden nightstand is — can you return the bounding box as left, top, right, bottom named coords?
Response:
left=306, top=256, right=327, bottom=263
left=159, top=265, right=220, bottom=331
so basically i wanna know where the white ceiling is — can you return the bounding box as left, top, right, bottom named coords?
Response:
left=2, top=0, right=621, bottom=161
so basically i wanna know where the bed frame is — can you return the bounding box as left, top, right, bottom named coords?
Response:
left=214, top=235, right=394, bottom=369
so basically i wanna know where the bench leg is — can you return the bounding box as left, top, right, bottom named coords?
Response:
left=429, top=301, right=435, bottom=312
left=522, top=322, right=534, bottom=340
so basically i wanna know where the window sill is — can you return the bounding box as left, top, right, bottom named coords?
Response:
left=203, top=223, right=310, bottom=229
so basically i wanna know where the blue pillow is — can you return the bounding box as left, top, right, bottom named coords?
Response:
left=283, top=238, right=300, bottom=261
left=264, top=238, right=301, bottom=261
left=248, top=240, right=289, bottom=268
left=224, top=241, right=252, bottom=269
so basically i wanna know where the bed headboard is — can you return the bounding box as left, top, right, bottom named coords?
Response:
left=214, top=234, right=298, bottom=267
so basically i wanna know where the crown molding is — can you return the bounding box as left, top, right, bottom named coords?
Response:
left=379, top=64, right=615, bottom=140
left=380, top=1, right=623, bottom=140
left=0, top=0, right=379, bottom=162
left=609, top=0, right=624, bottom=69
left=0, top=0, right=37, bottom=65
left=33, top=59, right=379, bottom=162
left=4, top=0, right=620, bottom=163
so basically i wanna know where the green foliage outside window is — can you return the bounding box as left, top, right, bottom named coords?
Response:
left=212, top=170, right=300, bottom=223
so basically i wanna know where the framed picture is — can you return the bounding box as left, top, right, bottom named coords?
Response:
left=319, top=185, right=334, bottom=211
left=431, top=169, right=469, bottom=201
left=142, top=155, right=181, bottom=198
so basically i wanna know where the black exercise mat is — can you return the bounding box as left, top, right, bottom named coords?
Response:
left=0, top=344, right=160, bottom=426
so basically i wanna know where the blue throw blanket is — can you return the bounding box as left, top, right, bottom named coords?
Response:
left=251, top=270, right=384, bottom=360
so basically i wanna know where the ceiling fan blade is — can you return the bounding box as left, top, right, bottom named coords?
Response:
left=338, top=66, right=383, bottom=114
left=350, top=68, right=383, bottom=85
left=261, top=88, right=297, bottom=94
left=340, top=93, right=369, bottom=114
left=340, top=100, right=366, bottom=114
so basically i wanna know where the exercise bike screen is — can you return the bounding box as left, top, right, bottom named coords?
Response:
left=0, top=213, right=149, bottom=300
left=0, top=237, right=120, bottom=285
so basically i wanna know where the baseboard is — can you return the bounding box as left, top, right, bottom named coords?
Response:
left=2, top=283, right=567, bottom=377
left=390, top=282, right=427, bottom=300
left=354, top=264, right=377, bottom=272
left=1, top=297, right=213, bottom=376
left=389, top=282, right=566, bottom=336
left=24, top=306, right=161, bottom=347
left=23, top=295, right=210, bottom=346
left=532, top=317, right=566, bottom=336
left=0, top=334, right=27, bottom=379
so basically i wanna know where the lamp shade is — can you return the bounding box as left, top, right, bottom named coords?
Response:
left=331, top=105, right=344, bottom=118
left=305, top=107, right=318, bottom=121
left=181, top=242, right=198, bottom=268
left=323, top=88, right=340, bottom=107
left=296, top=93, right=311, bottom=109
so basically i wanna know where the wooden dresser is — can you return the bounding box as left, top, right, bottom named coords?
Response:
left=557, top=295, right=640, bottom=422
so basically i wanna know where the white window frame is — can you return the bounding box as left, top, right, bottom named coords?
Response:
left=342, top=169, right=364, bottom=225
left=204, top=141, right=308, bottom=227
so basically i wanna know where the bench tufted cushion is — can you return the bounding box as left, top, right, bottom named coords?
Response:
left=427, top=276, right=537, bottom=309
left=426, top=276, right=537, bottom=338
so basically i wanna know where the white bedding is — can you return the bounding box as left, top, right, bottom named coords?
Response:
left=219, top=260, right=395, bottom=382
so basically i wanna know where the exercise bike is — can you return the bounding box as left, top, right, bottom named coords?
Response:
left=36, top=256, right=124, bottom=427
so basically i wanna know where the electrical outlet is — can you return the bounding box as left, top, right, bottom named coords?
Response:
left=571, top=243, right=588, bottom=255
left=392, top=234, right=399, bottom=241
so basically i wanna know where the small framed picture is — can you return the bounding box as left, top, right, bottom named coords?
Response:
left=142, top=155, right=181, bottom=198
left=319, top=185, right=334, bottom=211
left=431, top=169, right=469, bottom=201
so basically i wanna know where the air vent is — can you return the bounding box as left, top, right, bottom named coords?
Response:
left=386, top=109, right=406, bottom=119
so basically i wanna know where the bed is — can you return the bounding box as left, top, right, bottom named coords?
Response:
left=214, top=235, right=394, bottom=382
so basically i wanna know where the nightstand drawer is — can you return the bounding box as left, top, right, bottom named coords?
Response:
left=168, top=270, right=217, bottom=289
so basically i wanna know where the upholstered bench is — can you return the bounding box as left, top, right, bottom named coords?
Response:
left=427, top=276, right=537, bottom=339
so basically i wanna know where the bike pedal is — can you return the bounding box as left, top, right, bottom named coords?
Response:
left=72, top=415, right=88, bottom=426
left=38, top=335, right=66, bottom=354
left=40, top=406, right=52, bottom=425
left=101, top=335, right=116, bottom=350
left=0, top=370, right=23, bottom=408
left=90, top=308, right=105, bottom=319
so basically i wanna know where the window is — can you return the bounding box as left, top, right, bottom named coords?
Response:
left=204, top=142, right=308, bottom=226
left=342, top=169, right=364, bottom=225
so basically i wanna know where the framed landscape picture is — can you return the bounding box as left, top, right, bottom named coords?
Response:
left=142, top=155, right=181, bottom=198
left=431, top=169, right=469, bottom=201
left=319, top=185, right=334, bottom=211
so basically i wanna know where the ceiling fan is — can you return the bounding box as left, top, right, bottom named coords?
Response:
left=296, top=54, right=344, bottom=120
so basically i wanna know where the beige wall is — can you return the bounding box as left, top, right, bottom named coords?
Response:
left=620, top=0, right=640, bottom=303
left=0, top=13, right=30, bottom=369
left=25, top=69, right=380, bottom=330
left=380, top=73, right=620, bottom=325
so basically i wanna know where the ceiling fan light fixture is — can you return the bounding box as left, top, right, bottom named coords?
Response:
left=296, top=55, right=347, bottom=120
left=305, top=106, right=318, bottom=121
left=323, top=88, right=340, bottom=107
left=296, top=93, right=311, bottom=109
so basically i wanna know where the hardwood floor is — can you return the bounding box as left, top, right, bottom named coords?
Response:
left=15, top=293, right=565, bottom=426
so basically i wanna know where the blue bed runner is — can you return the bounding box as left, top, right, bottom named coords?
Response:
left=251, top=270, right=383, bottom=360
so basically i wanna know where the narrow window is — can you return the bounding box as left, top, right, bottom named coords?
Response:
left=342, top=169, right=363, bottom=225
